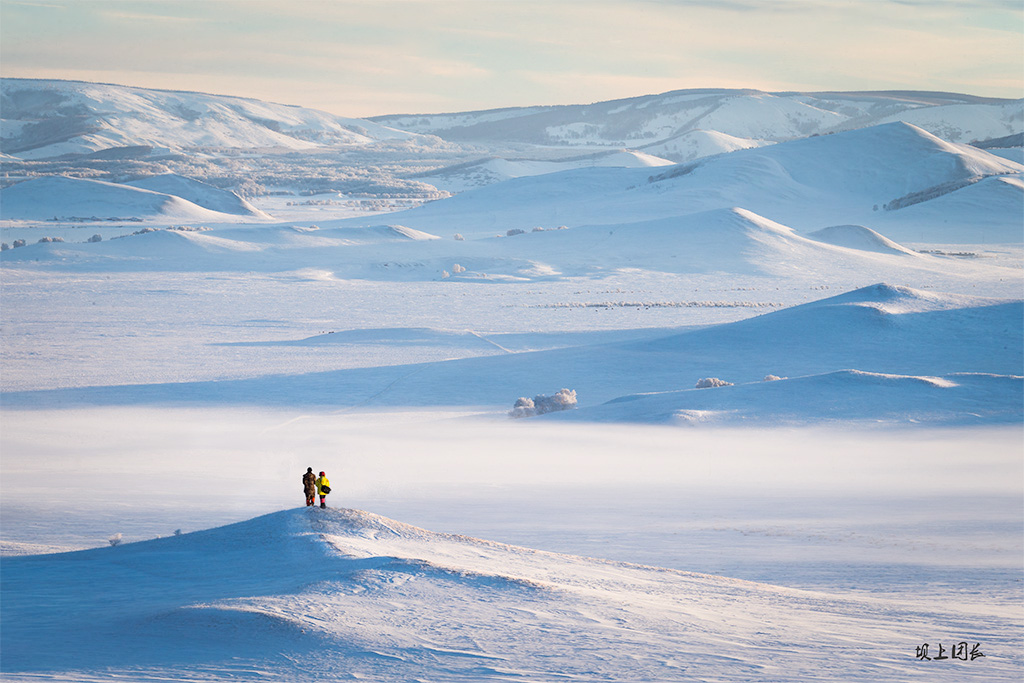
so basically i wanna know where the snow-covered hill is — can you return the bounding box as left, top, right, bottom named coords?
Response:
left=372, top=88, right=1023, bottom=154
left=124, top=174, right=268, bottom=218
left=413, top=148, right=674, bottom=192
left=0, top=79, right=432, bottom=159
left=3, top=506, right=1018, bottom=682
left=0, top=176, right=268, bottom=222
left=354, top=122, right=1023, bottom=244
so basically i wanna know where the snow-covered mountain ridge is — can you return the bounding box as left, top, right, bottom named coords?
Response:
left=0, top=78, right=434, bottom=159
left=371, top=88, right=1023, bottom=155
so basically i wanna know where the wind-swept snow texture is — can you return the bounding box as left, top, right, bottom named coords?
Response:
left=3, top=507, right=1018, bottom=682
left=0, top=78, right=427, bottom=159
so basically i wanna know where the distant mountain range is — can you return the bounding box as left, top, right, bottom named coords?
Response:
left=3, top=80, right=1021, bottom=163
left=372, top=89, right=1022, bottom=158
left=0, top=79, right=435, bottom=160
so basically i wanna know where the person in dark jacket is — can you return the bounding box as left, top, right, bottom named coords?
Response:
left=302, top=467, right=317, bottom=507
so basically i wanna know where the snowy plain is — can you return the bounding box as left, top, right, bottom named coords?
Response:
left=1, top=81, right=1023, bottom=681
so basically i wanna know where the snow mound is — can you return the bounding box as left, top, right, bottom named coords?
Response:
left=124, top=174, right=269, bottom=217
left=806, top=225, right=919, bottom=256
left=0, top=176, right=259, bottom=222
left=4, top=506, right=1011, bottom=681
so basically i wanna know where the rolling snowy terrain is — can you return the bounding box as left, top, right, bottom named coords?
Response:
left=1, top=80, right=1021, bottom=682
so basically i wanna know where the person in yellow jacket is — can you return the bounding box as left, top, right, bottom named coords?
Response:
left=315, top=471, right=331, bottom=509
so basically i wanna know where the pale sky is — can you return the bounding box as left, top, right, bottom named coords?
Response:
left=2, top=0, right=1022, bottom=118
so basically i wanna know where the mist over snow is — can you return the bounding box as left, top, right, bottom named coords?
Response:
left=1, top=79, right=1022, bottom=682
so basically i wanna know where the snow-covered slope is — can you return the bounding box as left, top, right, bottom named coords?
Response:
left=0, top=79, right=429, bottom=159
left=372, top=89, right=1022, bottom=151
left=0, top=176, right=267, bottom=222
left=3, top=506, right=1018, bottom=682
left=638, top=128, right=773, bottom=163
left=806, top=225, right=921, bottom=255
left=416, top=148, right=674, bottom=192
left=124, top=174, right=268, bottom=218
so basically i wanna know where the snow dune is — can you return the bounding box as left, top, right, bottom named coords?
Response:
left=3, top=506, right=1017, bottom=682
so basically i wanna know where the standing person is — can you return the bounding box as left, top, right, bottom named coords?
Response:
left=316, top=471, right=331, bottom=509
left=302, top=467, right=317, bottom=507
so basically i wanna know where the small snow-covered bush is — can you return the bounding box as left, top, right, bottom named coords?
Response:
left=441, top=270, right=450, bottom=279
left=37, top=236, right=65, bottom=244
left=1, top=243, right=9, bottom=251
left=13, top=239, right=26, bottom=248
left=87, top=234, right=103, bottom=243
left=173, top=529, right=182, bottom=536
left=108, top=533, right=123, bottom=547
left=453, top=233, right=465, bottom=241
left=532, top=226, right=545, bottom=232
left=452, top=264, right=466, bottom=274
left=695, top=377, right=733, bottom=389
left=509, top=388, right=577, bottom=418
left=506, top=228, right=525, bottom=237
left=763, top=374, right=785, bottom=381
